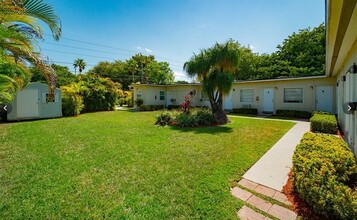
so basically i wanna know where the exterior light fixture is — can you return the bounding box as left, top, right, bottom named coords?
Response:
left=310, top=86, right=314, bottom=90
left=342, top=75, right=346, bottom=81
left=349, top=63, right=357, bottom=74
left=274, top=87, right=278, bottom=90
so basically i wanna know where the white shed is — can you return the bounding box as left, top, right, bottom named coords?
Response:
left=7, top=82, right=62, bottom=121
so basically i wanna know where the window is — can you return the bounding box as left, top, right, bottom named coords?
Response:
left=284, top=88, right=303, bottom=103
left=159, top=91, right=165, bottom=100
left=240, top=89, right=254, bottom=102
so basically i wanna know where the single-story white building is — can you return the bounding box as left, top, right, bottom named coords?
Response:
left=131, top=76, right=335, bottom=114
left=7, top=82, right=62, bottom=121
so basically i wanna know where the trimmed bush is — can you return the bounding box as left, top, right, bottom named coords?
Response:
left=167, top=105, right=180, bottom=110
left=232, top=108, right=258, bottom=115
left=292, top=133, right=357, bottom=219
left=175, top=113, right=197, bottom=127
left=155, top=111, right=173, bottom=126
left=193, top=108, right=215, bottom=126
left=140, top=105, right=165, bottom=111
left=310, top=112, right=337, bottom=134
left=275, top=109, right=311, bottom=119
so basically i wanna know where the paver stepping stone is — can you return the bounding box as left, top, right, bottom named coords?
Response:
left=268, top=204, right=297, bottom=220
left=237, top=205, right=272, bottom=220
left=247, top=195, right=273, bottom=212
left=238, top=178, right=258, bottom=190
left=231, top=186, right=252, bottom=201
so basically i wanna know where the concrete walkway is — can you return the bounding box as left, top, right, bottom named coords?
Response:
left=242, top=120, right=310, bottom=191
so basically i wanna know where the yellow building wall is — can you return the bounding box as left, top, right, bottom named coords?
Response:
left=231, top=77, right=336, bottom=114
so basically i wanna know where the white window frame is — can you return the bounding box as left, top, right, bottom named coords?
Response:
left=284, top=88, right=303, bottom=103
left=240, top=89, right=254, bottom=103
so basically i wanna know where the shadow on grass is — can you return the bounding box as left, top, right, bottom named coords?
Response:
left=168, top=125, right=233, bottom=134
left=267, top=115, right=309, bottom=122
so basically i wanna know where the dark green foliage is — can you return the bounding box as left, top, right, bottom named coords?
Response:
left=155, top=111, right=173, bottom=126
left=292, top=133, right=357, bottom=219
left=175, top=113, right=198, bottom=128
left=232, top=108, right=258, bottom=115
left=233, top=23, right=325, bottom=80
left=139, top=105, right=165, bottom=111
left=135, top=98, right=144, bottom=107
left=275, top=109, right=312, bottom=119
left=61, top=74, right=122, bottom=116
left=30, top=64, right=76, bottom=87
left=88, top=54, right=174, bottom=90
left=193, top=108, right=215, bottom=126
left=173, top=109, right=215, bottom=127
left=167, top=105, right=180, bottom=110
left=310, top=112, right=337, bottom=134
left=79, top=74, right=122, bottom=112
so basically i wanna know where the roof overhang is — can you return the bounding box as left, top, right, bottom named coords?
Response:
left=326, top=0, right=357, bottom=77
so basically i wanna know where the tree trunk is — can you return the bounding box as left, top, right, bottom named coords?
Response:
left=209, top=91, right=229, bottom=124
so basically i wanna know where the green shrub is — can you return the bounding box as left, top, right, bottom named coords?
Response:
left=167, top=105, right=180, bottom=110
left=175, top=113, right=197, bottom=127
left=232, top=108, right=258, bottom=115
left=193, top=108, right=215, bottom=126
left=61, top=84, right=84, bottom=116
left=292, top=133, right=357, bottom=219
left=275, top=109, right=311, bottom=119
left=155, top=111, right=173, bottom=126
left=140, top=105, right=165, bottom=111
left=310, top=113, right=337, bottom=134
left=135, top=98, right=144, bottom=107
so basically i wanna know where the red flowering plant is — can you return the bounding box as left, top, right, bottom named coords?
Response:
left=180, top=91, right=193, bottom=114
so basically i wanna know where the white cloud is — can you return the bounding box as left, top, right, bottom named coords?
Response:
left=174, top=71, right=192, bottom=82
left=136, top=46, right=153, bottom=54
left=145, top=48, right=153, bottom=53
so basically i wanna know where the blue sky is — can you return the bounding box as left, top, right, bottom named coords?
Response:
left=41, top=0, right=325, bottom=81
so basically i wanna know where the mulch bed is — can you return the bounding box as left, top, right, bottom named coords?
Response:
left=283, top=170, right=327, bottom=220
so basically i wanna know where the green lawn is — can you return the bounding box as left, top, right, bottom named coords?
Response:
left=0, top=111, right=294, bottom=219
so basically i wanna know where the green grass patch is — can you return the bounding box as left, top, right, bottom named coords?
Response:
left=0, top=111, right=294, bottom=219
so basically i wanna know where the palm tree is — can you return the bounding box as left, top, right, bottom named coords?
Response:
left=0, top=0, right=62, bottom=102
left=184, top=39, right=240, bottom=124
left=73, top=58, right=86, bottom=74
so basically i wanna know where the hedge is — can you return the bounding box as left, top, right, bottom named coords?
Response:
left=140, top=105, right=165, bottom=111
left=275, top=109, right=311, bottom=119
left=232, top=108, right=258, bottom=115
left=310, top=112, right=337, bottom=134
left=292, top=133, right=357, bottom=219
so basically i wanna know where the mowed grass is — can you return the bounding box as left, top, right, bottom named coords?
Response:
left=0, top=111, right=294, bottom=219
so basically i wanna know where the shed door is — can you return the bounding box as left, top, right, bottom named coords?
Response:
left=17, top=89, right=39, bottom=118
left=316, top=86, right=333, bottom=113
left=263, top=88, right=274, bottom=113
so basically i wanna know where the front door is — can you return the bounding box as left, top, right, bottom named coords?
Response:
left=224, top=91, right=233, bottom=111
left=316, top=86, right=333, bottom=113
left=263, top=88, right=274, bottom=113
left=166, top=91, right=172, bottom=106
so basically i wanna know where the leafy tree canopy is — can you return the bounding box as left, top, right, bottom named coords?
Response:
left=232, top=23, right=325, bottom=80
left=88, top=53, right=174, bottom=90
left=30, top=64, right=76, bottom=87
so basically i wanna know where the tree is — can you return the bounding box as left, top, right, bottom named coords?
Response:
left=184, top=39, right=240, bottom=124
left=31, top=64, right=76, bottom=87
left=88, top=54, right=175, bottom=90
left=73, top=58, right=86, bottom=74
left=277, top=23, right=325, bottom=75
left=0, top=0, right=62, bottom=103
